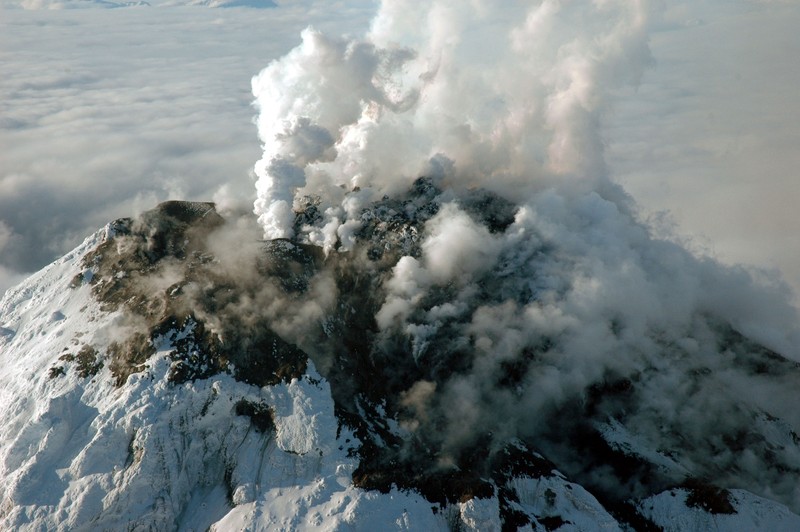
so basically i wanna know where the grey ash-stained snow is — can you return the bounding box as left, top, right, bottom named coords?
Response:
left=2, top=181, right=800, bottom=530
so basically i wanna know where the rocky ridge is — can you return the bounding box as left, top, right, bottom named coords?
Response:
left=1, top=180, right=800, bottom=530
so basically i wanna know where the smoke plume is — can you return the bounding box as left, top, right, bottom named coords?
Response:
left=253, top=1, right=652, bottom=242
left=250, top=0, right=800, bottom=512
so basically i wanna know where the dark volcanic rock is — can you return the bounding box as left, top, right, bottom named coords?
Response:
left=77, top=201, right=308, bottom=388
left=68, top=191, right=800, bottom=530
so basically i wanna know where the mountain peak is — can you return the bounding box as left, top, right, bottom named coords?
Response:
left=1, top=185, right=800, bottom=530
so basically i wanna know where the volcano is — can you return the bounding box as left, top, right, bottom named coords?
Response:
left=1, top=187, right=799, bottom=531
left=3, top=1, right=800, bottom=529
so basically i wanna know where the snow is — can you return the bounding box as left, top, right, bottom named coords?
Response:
left=509, top=476, right=621, bottom=532
left=458, top=497, right=501, bottom=531
left=2, top=220, right=800, bottom=530
left=215, top=483, right=448, bottom=531
left=640, top=488, right=800, bottom=532
left=595, top=418, right=688, bottom=477
left=0, top=228, right=450, bottom=530
left=263, top=371, right=338, bottom=456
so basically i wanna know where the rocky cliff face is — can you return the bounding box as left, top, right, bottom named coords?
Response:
left=2, top=184, right=800, bottom=531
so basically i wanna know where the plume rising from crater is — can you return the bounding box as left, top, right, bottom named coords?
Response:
left=2, top=1, right=800, bottom=530
left=252, top=0, right=653, bottom=246
left=247, top=0, right=800, bottom=517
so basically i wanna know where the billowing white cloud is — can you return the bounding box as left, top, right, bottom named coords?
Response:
left=2, top=0, right=800, bottom=514
left=252, top=0, right=653, bottom=242
left=0, top=2, right=376, bottom=293
left=2, top=0, right=800, bottom=315
left=245, top=4, right=800, bottom=510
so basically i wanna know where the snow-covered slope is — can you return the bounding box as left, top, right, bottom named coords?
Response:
left=638, top=489, right=800, bottom=532
left=1, top=195, right=800, bottom=531
left=0, top=213, right=441, bottom=531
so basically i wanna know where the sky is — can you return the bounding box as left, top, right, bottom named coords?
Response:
left=1, top=0, right=799, bottom=310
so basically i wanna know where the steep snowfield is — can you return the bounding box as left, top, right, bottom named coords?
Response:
left=0, top=225, right=441, bottom=531
left=0, top=221, right=613, bottom=531
left=2, top=206, right=800, bottom=530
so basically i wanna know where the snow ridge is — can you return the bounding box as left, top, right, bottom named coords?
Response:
left=2, top=197, right=800, bottom=531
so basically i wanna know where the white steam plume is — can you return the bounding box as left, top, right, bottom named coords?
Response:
left=246, top=0, right=800, bottom=510
left=252, top=0, right=652, bottom=245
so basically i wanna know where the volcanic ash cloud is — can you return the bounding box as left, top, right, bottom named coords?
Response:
left=250, top=0, right=800, bottom=511
left=252, top=0, right=652, bottom=244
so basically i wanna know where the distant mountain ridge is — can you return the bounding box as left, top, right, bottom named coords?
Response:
left=1, top=183, right=800, bottom=530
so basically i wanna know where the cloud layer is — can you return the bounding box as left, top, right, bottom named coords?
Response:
left=0, top=3, right=376, bottom=293
left=3, top=0, right=800, bottom=309
left=2, top=0, right=800, bottom=513
left=607, top=1, right=800, bottom=305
